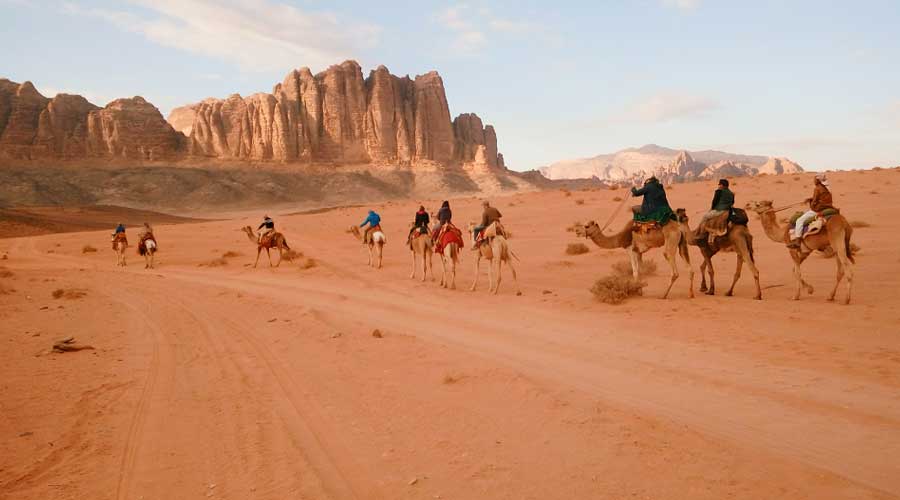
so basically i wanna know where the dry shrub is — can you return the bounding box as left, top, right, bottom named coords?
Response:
left=612, top=259, right=657, bottom=277
left=566, top=243, right=590, bottom=255
left=566, top=221, right=582, bottom=233
left=199, top=257, right=228, bottom=267
left=574, top=199, right=585, bottom=205
left=561, top=189, right=572, bottom=197
left=793, top=177, right=801, bottom=181
left=221, top=250, right=242, bottom=258
left=0, top=267, right=12, bottom=278
left=590, top=274, right=645, bottom=304
left=82, top=245, right=97, bottom=254
left=869, top=190, right=879, bottom=195
left=52, top=288, right=87, bottom=300
left=872, top=166, right=883, bottom=171
left=850, top=220, right=871, bottom=228
left=281, top=249, right=301, bottom=261
left=0, top=284, right=14, bottom=295
left=774, top=180, right=785, bottom=184
left=612, top=196, right=623, bottom=202
left=442, top=373, right=463, bottom=384
left=298, top=257, right=317, bottom=270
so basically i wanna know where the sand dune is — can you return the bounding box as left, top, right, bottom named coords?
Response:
left=1, top=169, right=899, bottom=499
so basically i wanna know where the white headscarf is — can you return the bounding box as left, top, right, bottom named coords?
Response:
left=815, top=173, right=830, bottom=187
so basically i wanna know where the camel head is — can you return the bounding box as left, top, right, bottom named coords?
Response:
left=745, top=200, right=773, bottom=215
left=579, top=221, right=600, bottom=239
left=348, top=225, right=361, bottom=238
left=675, top=208, right=689, bottom=223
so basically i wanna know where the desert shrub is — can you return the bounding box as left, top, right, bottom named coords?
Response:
left=0, top=284, right=14, bottom=295
left=870, top=190, right=879, bottom=195
left=872, top=166, right=883, bottom=171
left=222, top=251, right=242, bottom=258
left=52, top=288, right=87, bottom=299
left=281, top=249, right=301, bottom=261
left=566, top=221, right=582, bottom=233
left=612, top=196, right=623, bottom=202
left=612, top=259, right=657, bottom=277
left=566, top=243, right=590, bottom=255
left=442, top=373, right=463, bottom=384
left=298, top=257, right=317, bottom=269
left=200, top=258, right=228, bottom=267
left=574, top=199, right=585, bottom=205
left=562, top=189, right=572, bottom=197
left=0, top=267, right=12, bottom=278
left=82, top=245, right=97, bottom=254
left=774, top=180, right=785, bottom=184
left=850, top=220, right=871, bottom=228
left=590, top=274, right=645, bottom=304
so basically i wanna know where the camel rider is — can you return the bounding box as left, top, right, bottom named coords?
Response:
left=112, top=223, right=126, bottom=250
left=472, top=201, right=502, bottom=250
left=789, top=173, right=834, bottom=248
left=138, top=222, right=153, bottom=238
left=433, top=200, right=453, bottom=240
left=257, top=215, right=274, bottom=243
left=630, top=176, right=674, bottom=224
left=698, top=179, right=735, bottom=243
left=407, top=205, right=430, bottom=244
left=360, top=210, right=381, bottom=246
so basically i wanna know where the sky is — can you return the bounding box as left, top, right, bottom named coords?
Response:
left=1, top=0, right=898, bottom=171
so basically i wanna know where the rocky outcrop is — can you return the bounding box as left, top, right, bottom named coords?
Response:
left=758, top=157, right=804, bottom=175
left=1, top=62, right=505, bottom=168
left=178, top=62, right=502, bottom=167
left=698, top=160, right=757, bottom=179
left=0, top=79, right=186, bottom=161
left=658, top=150, right=703, bottom=181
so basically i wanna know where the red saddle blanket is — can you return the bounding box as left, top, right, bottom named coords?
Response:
left=435, top=226, right=465, bottom=254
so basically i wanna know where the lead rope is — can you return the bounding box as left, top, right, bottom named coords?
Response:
left=600, top=191, right=633, bottom=232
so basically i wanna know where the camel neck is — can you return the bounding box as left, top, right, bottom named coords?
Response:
left=759, top=210, right=786, bottom=243
left=588, top=225, right=629, bottom=249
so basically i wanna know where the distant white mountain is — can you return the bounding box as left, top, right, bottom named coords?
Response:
left=539, top=144, right=802, bottom=182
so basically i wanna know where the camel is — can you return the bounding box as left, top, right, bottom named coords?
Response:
left=467, top=222, right=521, bottom=295
left=241, top=226, right=291, bottom=268
left=433, top=222, right=462, bottom=290
left=407, top=225, right=434, bottom=281
left=112, top=234, right=128, bottom=267
left=577, top=215, right=694, bottom=299
left=349, top=225, right=386, bottom=269
left=675, top=209, right=761, bottom=300
left=138, top=236, right=158, bottom=269
left=746, top=200, right=854, bottom=304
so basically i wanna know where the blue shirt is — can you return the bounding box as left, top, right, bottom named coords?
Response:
left=115, top=224, right=126, bottom=234
left=360, top=212, right=381, bottom=228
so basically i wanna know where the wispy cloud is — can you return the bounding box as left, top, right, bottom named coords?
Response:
left=62, top=0, right=380, bottom=72
left=435, top=3, right=557, bottom=55
left=662, top=0, right=702, bottom=11
left=625, top=92, right=719, bottom=123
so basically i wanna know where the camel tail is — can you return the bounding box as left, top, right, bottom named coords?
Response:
left=845, top=229, right=855, bottom=264
left=282, top=238, right=290, bottom=251
left=747, top=233, right=755, bottom=264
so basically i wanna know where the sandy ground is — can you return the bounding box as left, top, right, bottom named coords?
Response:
left=1, top=169, right=899, bottom=500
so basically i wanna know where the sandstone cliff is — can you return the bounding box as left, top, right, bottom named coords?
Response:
left=172, top=62, right=501, bottom=167
left=758, top=157, right=803, bottom=175
left=0, top=78, right=186, bottom=161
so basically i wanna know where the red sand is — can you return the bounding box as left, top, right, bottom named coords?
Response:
left=1, top=169, right=899, bottom=499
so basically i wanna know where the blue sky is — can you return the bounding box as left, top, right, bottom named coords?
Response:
left=2, top=0, right=898, bottom=171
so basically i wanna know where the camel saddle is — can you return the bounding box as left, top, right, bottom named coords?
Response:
left=260, top=231, right=275, bottom=246
left=111, top=232, right=127, bottom=250
left=700, top=211, right=731, bottom=240
left=435, top=224, right=464, bottom=254
left=790, top=208, right=840, bottom=238
left=365, top=224, right=382, bottom=244
left=632, top=220, right=660, bottom=234
left=474, top=221, right=507, bottom=246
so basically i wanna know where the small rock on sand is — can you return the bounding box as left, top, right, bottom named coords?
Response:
left=372, top=329, right=383, bottom=338
left=408, top=478, right=418, bottom=486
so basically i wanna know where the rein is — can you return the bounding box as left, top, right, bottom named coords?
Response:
left=600, top=192, right=632, bottom=232
left=761, top=200, right=807, bottom=214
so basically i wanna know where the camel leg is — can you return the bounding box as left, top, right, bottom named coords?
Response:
left=827, top=258, right=844, bottom=303
left=699, top=258, right=708, bottom=293
left=439, top=255, right=447, bottom=288
left=266, top=248, right=273, bottom=267
left=791, top=259, right=804, bottom=301
left=254, top=247, right=262, bottom=268
left=470, top=253, right=481, bottom=291
left=150, top=252, right=155, bottom=269
left=661, top=248, right=679, bottom=300
left=491, top=256, right=502, bottom=295
left=842, top=257, right=854, bottom=305
left=488, top=257, right=497, bottom=294
left=426, top=251, right=433, bottom=282
left=737, top=237, right=762, bottom=300
left=704, top=257, right=715, bottom=295
left=506, top=257, right=522, bottom=296
left=679, top=239, right=694, bottom=299
left=377, top=243, right=384, bottom=269
left=275, top=248, right=283, bottom=267
left=410, top=250, right=417, bottom=279
left=450, top=254, right=457, bottom=290
left=726, top=255, right=743, bottom=297
left=629, top=248, right=641, bottom=280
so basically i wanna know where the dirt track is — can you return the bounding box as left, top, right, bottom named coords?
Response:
left=2, top=169, right=899, bottom=499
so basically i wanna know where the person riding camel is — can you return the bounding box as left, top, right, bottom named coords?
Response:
left=407, top=205, right=430, bottom=245
left=360, top=210, right=382, bottom=246
left=789, top=173, right=834, bottom=249
left=472, top=200, right=502, bottom=250
left=257, top=215, right=275, bottom=244
left=111, top=223, right=127, bottom=250
left=433, top=200, right=453, bottom=241
left=630, top=176, right=674, bottom=224
left=698, top=178, right=735, bottom=244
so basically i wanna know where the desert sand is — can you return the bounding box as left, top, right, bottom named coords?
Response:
left=2, top=169, right=899, bottom=500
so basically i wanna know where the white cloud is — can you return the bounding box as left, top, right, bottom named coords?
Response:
left=63, top=0, right=380, bottom=72
left=435, top=4, right=555, bottom=55
left=626, top=92, right=719, bottom=123
left=662, top=0, right=702, bottom=11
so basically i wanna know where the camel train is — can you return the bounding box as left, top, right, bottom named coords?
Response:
left=107, top=173, right=854, bottom=303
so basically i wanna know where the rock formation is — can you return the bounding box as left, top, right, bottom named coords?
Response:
left=0, top=78, right=185, bottom=161
left=0, top=61, right=505, bottom=168
left=758, top=157, right=803, bottom=175
left=176, top=62, right=500, bottom=167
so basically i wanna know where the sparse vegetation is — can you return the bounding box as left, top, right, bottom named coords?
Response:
left=612, top=259, right=657, bottom=277
left=442, top=373, right=463, bottom=384
left=222, top=250, right=242, bottom=258
left=282, top=249, right=301, bottom=261
left=774, top=180, right=785, bottom=184
left=566, top=221, right=582, bottom=233
left=566, top=243, right=590, bottom=255
left=199, top=257, right=228, bottom=267
left=574, top=199, right=585, bottom=205
left=52, top=288, right=87, bottom=300
left=590, top=274, right=645, bottom=304
left=612, top=196, right=623, bottom=202
left=0, top=267, right=12, bottom=278
left=0, top=284, right=14, bottom=295
left=562, top=189, right=572, bottom=197
left=82, top=245, right=97, bottom=254
left=850, top=220, right=871, bottom=228
left=298, top=257, right=317, bottom=270
left=870, top=190, right=879, bottom=195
